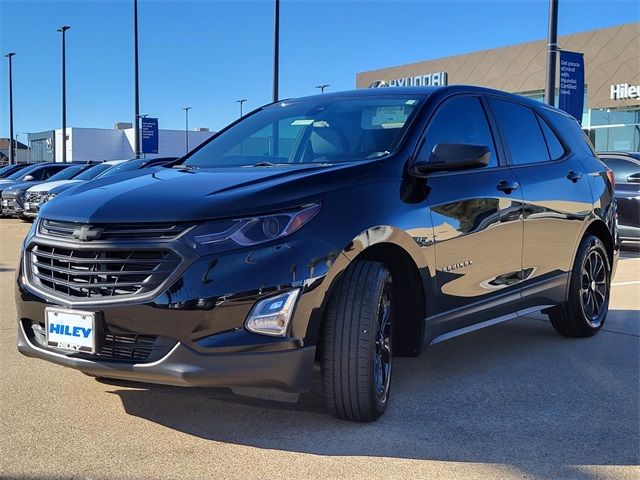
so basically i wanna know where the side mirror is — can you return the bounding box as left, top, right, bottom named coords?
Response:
left=627, top=173, right=640, bottom=184
left=22, top=175, right=34, bottom=182
left=414, top=143, right=490, bottom=175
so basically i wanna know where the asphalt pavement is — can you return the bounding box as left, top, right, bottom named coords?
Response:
left=1, top=219, right=638, bottom=480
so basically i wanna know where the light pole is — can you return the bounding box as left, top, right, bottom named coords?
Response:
left=182, top=107, right=191, bottom=154
left=544, top=0, right=559, bottom=106
left=236, top=99, right=247, bottom=118
left=5, top=52, right=15, bottom=165
left=57, top=26, right=70, bottom=163
left=137, top=114, right=147, bottom=157
left=315, top=84, right=330, bottom=94
left=272, top=0, right=280, bottom=102
left=133, top=0, right=141, bottom=158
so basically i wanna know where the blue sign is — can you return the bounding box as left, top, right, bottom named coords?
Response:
left=558, top=51, right=585, bottom=123
left=141, top=117, right=159, bottom=154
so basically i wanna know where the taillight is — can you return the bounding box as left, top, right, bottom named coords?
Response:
left=605, top=169, right=615, bottom=189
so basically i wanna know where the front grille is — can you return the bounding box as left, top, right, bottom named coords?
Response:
left=26, top=320, right=176, bottom=363
left=39, top=219, right=193, bottom=241
left=25, top=192, right=40, bottom=203
left=29, top=244, right=181, bottom=299
left=100, top=333, right=158, bottom=361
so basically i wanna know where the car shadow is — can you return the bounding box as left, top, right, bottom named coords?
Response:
left=109, top=315, right=639, bottom=477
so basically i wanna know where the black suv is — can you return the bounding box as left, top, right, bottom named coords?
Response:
left=16, top=86, right=618, bottom=422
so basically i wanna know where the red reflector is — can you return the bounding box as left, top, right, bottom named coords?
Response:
left=605, top=169, right=615, bottom=189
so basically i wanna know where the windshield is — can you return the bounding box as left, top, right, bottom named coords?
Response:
left=96, top=159, right=144, bottom=178
left=73, top=162, right=114, bottom=181
left=184, top=96, right=425, bottom=168
left=0, top=165, right=20, bottom=176
left=46, top=165, right=85, bottom=181
left=6, top=164, right=40, bottom=180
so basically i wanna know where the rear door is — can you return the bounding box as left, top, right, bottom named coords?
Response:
left=488, top=97, right=593, bottom=307
left=418, top=94, right=525, bottom=337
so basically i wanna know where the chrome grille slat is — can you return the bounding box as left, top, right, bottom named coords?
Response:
left=31, top=260, right=171, bottom=277
left=39, top=219, right=192, bottom=241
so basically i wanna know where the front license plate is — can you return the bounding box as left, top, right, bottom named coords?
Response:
left=23, top=202, right=30, bottom=210
left=45, top=307, right=96, bottom=353
left=1, top=200, right=7, bottom=207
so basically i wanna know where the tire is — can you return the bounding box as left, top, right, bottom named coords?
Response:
left=548, top=234, right=611, bottom=337
left=321, top=260, right=393, bottom=422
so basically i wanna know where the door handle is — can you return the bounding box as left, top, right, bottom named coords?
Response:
left=567, top=170, right=583, bottom=182
left=496, top=180, right=520, bottom=194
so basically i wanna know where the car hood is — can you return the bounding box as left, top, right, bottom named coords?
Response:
left=40, top=162, right=380, bottom=223
left=27, top=179, right=81, bottom=193
left=1, top=181, right=41, bottom=195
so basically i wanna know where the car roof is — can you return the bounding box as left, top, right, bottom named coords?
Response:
left=281, top=85, right=573, bottom=119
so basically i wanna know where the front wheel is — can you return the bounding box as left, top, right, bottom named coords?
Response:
left=548, top=235, right=611, bottom=337
left=321, top=260, right=393, bottom=422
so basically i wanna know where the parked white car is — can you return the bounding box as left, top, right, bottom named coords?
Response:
left=23, top=160, right=128, bottom=218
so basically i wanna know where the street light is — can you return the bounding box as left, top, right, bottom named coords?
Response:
left=272, top=0, right=280, bottom=102
left=136, top=114, right=147, bottom=157
left=182, top=107, right=191, bottom=154
left=236, top=99, right=247, bottom=118
left=544, top=0, right=559, bottom=106
left=4, top=52, right=15, bottom=165
left=133, top=0, right=141, bottom=158
left=315, top=84, right=330, bottom=94
left=57, top=26, right=70, bottom=163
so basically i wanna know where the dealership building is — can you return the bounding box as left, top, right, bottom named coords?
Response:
left=27, top=125, right=214, bottom=163
left=357, top=23, right=639, bottom=152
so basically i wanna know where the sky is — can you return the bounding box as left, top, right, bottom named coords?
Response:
left=0, top=0, right=638, bottom=139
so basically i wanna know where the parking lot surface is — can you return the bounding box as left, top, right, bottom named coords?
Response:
left=1, top=218, right=638, bottom=480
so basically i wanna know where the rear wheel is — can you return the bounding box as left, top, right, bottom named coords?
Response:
left=321, top=260, right=393, bottom=422
left=548, top=235, right=611, bottom=337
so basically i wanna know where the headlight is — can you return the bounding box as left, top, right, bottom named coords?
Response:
left=182, top=203, right=320, bottom=255
left=42, top=193, right=57, bottom=203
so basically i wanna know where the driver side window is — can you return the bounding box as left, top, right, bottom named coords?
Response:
left=422, top=96, right=498, bottom=167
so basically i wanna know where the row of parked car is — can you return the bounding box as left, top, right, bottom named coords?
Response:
left=0, top=157, right=176, bottom=221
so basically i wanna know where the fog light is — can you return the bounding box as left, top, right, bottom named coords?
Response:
left=245, top=289, right=301, bottom=336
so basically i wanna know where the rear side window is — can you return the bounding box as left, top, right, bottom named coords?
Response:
left=537, top=115, right=565, bottom=160
left=39, top=166, right=67, bottom=180
left=492, top=99, right=550, bottom=165
left=423, top=96, right=498, bottom=167
left=601, top=157, right=640, bottom=183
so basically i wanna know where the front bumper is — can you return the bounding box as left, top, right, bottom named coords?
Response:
left=2, top=195, right=25, bottom=216
left=17, top=320, right=316, bottom=391
left=16, top=219, right=348, bottom=393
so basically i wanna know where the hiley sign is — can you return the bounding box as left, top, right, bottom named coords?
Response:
left=610, top=83, right=640, bottom=100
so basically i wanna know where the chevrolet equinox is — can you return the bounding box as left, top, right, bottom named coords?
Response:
left=16, top=86, right=618, bottom=422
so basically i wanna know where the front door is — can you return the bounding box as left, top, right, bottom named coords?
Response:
left=418, top=95, right=524, bottom=338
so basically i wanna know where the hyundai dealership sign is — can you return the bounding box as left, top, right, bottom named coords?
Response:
left=369, top=71, right=448, bottom=88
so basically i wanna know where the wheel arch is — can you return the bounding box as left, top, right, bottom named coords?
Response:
left=332, top=225, right=433, bottom=356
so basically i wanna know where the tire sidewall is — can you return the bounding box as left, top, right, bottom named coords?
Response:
left=369, top=272, right=393, bottom=417
left=572, top=236, right=611, bottom=332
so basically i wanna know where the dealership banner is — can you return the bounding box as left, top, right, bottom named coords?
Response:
left=558, top=51, right=585, bottom=123
left=141, top=117, right=159, bottom=154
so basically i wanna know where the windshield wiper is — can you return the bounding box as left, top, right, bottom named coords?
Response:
left=246, top=161, right=278, bottom=167
left=174, top=164, right=200, bottom=171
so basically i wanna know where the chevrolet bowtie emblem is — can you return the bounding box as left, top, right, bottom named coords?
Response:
left=72, top=225, right=103, bottom=241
